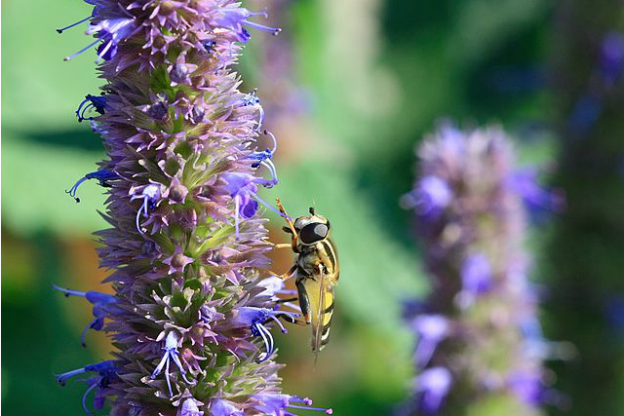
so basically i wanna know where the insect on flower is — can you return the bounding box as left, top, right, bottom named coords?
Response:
left=274, top=199, right=340, bottom=361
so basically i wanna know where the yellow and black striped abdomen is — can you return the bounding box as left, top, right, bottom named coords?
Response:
left=305, top=277, right=335, bottom=352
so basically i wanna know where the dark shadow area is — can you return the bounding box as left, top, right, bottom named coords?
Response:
left=16, top=127, right=105, bottom=153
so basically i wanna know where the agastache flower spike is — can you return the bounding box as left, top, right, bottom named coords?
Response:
left=55, top=1, right=325, bottom=414
left=66, top=169, right=118, bottom=203
left=53, top=285, right=118, bottom=347
left=151, top=332, right=196, bottom=397
left=402, top=123, right=550, bottom=415
left=76, top=94, right=108, bottom=122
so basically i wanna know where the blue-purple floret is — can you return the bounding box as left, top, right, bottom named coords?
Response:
left=56, top=360, right=120, bottom=414
left=55, top=1, right=329, bottom=415
left=403, top=123, right=551, bottom=415
left=53, top=285, right=120, bottom=347
left=66, top=169, right=118, bottom=203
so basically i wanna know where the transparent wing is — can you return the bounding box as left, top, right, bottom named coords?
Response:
left=313, top=266, right=326, bottom=364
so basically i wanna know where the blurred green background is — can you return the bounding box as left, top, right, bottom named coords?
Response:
left=3, top=0, right=624, bottom=415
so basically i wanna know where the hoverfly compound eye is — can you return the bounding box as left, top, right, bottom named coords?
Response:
left=300, top=222, right=329, bottom=244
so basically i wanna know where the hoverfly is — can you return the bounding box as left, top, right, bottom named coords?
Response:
left=274, top=198, right=339, bottom=359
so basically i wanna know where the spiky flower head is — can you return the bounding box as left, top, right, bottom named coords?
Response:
left=54, top=1, right=331, bottom=415
left=402, top=123, right=553, bottom=415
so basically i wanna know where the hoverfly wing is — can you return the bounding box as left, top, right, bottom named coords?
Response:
left=307, top=267, right=335, bottom=361
left=313, top=268, right=325, bottom=362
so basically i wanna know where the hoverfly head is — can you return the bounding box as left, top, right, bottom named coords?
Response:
left=298, top=217, right=330, bottom=245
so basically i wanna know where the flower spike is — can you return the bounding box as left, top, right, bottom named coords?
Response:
left=403, top=124, right=552, bottom=414
left=54, top=1, right=329, bottom=414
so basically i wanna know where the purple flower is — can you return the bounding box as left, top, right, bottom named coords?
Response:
left=150, top=332, right=196, bottom=397
left=65, top=169, right=118, bottom=203
left=507, top=168, right=566, bottom=218
left=509, top=372, right=544, bottom=406
left=411, top=315, right=449, bottom=367
left=416, top=367, right=452, bottom=414
left=162, top=246, right=194, bottom=275
left=250, top=394, right=333, bottom=415
left=76, top=94, right=108, bottom=122
left=55, top=360, right=119, bottom=414
left=248, top=130, right=279, bottom=191
left=212, top=7, right=281, bottom=43
left=210, top=399, right=245, bottom=416
left=178, top=397, right=205, bottom=416
left=147, top=101, right=169, bottom=120
left=63, top=15, right=136, bottom=62
left=258, top=276, right=297, bottom=304
left=238, top=90, right=265, bottom=132
left=53, top=285, right=119, bottom=347
left=403, top=176, right=452, bottom=219
left=220, top=172, right=280, bottom=238
left=233, top=307, right=299, bottom=362
left=130, top=184, right=162, bottom=234
left=459, top=253, right=493, bottom=305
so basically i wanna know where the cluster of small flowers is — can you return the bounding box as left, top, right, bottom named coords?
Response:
left=401, top=123, right=557, bottom=415
left=53, top=1, right=332, bottom=415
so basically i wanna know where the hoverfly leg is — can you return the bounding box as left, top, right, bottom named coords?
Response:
left=276, top=198, right=299, bottom=248
left=296, top=279, right=312, bottom=325
left=269, top=264, right=298, bottom=281
left=276, top=297, right=298, bottom=303
left=272, top=243, right=292, bottom=250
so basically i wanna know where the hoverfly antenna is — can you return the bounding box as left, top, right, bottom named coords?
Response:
left=309, top=207, right=315, bottom=215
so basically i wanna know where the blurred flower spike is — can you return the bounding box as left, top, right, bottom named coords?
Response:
left=53, top=1, right=327, bottom=415
left=402, top=123, right=552, bottom=415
